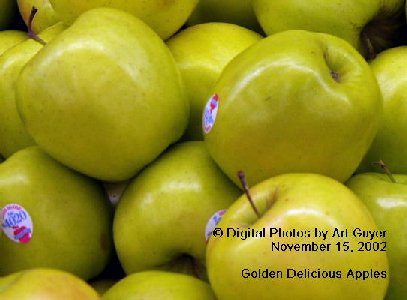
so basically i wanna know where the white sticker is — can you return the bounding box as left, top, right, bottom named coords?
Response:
left=205, top=209, right=227, bottom=242
left=1, top=204, right=33, bottom=244
left=202, top=93, right=219, bottom=134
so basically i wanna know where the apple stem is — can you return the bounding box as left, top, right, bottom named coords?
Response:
left=237, top=171, right=261, bottom=219
left=373, top=160, right=396, bottom=183
left=362, top=32, right=376, bottom=60
left=27, top=6, right=46, bottom=45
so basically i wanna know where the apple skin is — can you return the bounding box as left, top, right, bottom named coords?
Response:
left=207, top=173, right=389, bottom=300
left=0, top=23, right=65, bottom=158
left=48, top=0, right=198, bottom=39
left=358, top=46, right=407, bottom=174
left=0, top=30, right=27, bottom=55
left=0, top=0, right=16, bottom=30
left=0, top=146, right=113, bottom=280
left=102, top=271, right=216, bottom=300
left=16, top=7, right=189, bottom=181
left=113, top=141, right=240, bottom=278
left=204, top=30, right=382, bottom=188
left=346, top=173, right=407, bottom=300
left=252, top=0, right=405, bottom=58
left=0, top=268, right=100, bottom=300
left=17, top=0, right=60, bottom=34
left=167, top=22, right=262, bottom=140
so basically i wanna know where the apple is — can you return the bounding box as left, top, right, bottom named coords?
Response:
left=203, top=29, right=382, bottom=187
left=0, top=0, right=16, bottom=30
left=16, top=7, right=189, bottom=181
left=207, top=173, right=389, bottom=300
left=187, top=0, right=261, bottom=32
left=17, top=0, right=59, bottom=34
left=252, top=0, right=406, bottom=59
left=102, top=271, right=216, bottom=300
left=0, top=268, right=100, bottom=299
left=0, top=23, right=65, bottom=158
left=0, top=146, right=113, bottom=280
left=357, top=46, right=407, bottom=174
left=346, top=172, right=407, bottom=300
left=113, top=141, right=240, bottom=278
left=0, top=30, right=27, bottom=55
left=48, top=0, right=198, bottom=39
left=167, top=22, right=262, bottom=140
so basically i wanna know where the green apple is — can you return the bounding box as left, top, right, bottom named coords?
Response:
left=252, top=0, right=405, bottom=59
left=346, top=172, right=407, bottom=300
left=16, top=7, right=189, bottom=181
left=167, top=22, right=262, bottom=140
left=0, top=30, right=27, bottom=55
left=0, top=146, right=113, bottom=280
left=17, top=0, right=59, bottom=34
left=103, top=271, right=216, bottom=300
left=0, top=268, right=100, bottom=299
left=0, top=23, right=65, bottom=158
left=187, top=0, right=261, bottom=32
left=113, top=141, right=240, bottom=277
left=0, top=0, right=16, bottom=30
left=207, top=173, right=389, bottom=300
left=358, top=46, right=407, bottom=173
left=203, top=30, right=382, bottom=187
left=48, top=0, right=198, bottom=39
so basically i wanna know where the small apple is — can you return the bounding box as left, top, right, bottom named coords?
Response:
left=17, top=0, right=59, bottom=33
left=252, top=0, right=406, bottom=59
left=0, top=0, right=17, bottom=30
left=0, top=268, right=100, bottom=299
left=0, top=22, right=65, bottom=158
left=207, top=173, right=389, bottom=300
left=16, top=7, right=189, bottom=181
left=0, top=146, right=113, bottom=280
left=113, top=141, right=240, bottom=278
left=102, top=271, right=216, bottom=300
left=0, top=30, right=27, bottom=55
left=203, top=29, right=382, bottom=187
left=346, top=170, right=407, bottom=300
left=358, top=46, right=407, bottom=173
left=167, top=22, right=262, bottom=140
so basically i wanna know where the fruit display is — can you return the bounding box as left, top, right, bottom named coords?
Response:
left=0, top=1, right=406, bottom=299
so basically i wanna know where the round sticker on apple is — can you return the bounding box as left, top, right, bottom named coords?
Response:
left=205, top=209, right=227, bottom=242
left=1, top=204, right=33, bottom=244
left=203, top=93, right=219, bottom=134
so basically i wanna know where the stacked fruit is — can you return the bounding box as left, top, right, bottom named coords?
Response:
left=0, top=1, right=406, bottom=299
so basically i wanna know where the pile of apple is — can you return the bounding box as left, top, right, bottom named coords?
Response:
left=0, top=0, right=406, bottom=299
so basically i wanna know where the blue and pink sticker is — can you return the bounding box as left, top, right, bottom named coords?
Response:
left=1, top=204, right=33, bottom=244
left=203, top=93, right=219, bottom=134
left=205, top=209, right=227, bottom=242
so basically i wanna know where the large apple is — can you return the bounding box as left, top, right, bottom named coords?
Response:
left=203, top=30, right=382, bottom=187
left=252, top=0, right=406, bottom=59
left=17, top=0, right=59, bottom=34
left=48, top=0, right=198, bottom=39
left=358, top=46, right=407, bottom=173
left=207, top=173, right=389, bottom=300
left=0, top=268, right=100, bottom=299
left=0, top=0, right=16, bottom=30
left=16, top=7, right=189, bottom=181
left=0, top=23, right=65, bottom=158
left=167, top=22, right=262, bottom=140
left=102, top=271, right=216, bottom=300
left=0, top=30, right=27, bottom=54
left=346, top=172, right=407, bottom=300
left=113, top=141, right=240, bottom=278
left=0, top=146, right=113, bottom=280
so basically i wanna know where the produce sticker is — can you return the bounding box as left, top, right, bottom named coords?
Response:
left=203, top=93, right=219, bottom=134
left=1, top=203, right=33, bottom=244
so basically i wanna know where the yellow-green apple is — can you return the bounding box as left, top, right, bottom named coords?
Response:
left=0, top=146, right=113, bottom=280
left=204, top=30, right=382, bottom=187
left=358, top=46, right=407, bottom=173
left=48, top=0, right=198, bottom=39
left=17, top=0, right=59, bottom=33
left=16, top=7, right=189, bottom=181
left=346, top=172, right=407, bottom=300
left=252, top=0, right=406, bottom=59
left=0, top=268, right=100, bottom=300
left=0, top=30, right=27, bottom=54
left=102, top=271, right=216, bottom=300
left=167, top=22, right=262, bottom=140
left=187, top=0, right=261, bottom=32
left=207, top=173, right=389, bottom=300
left=113, top=141, right=240, bottom=278
left=0, top=0, right=16, bottom=30
left=0, top=23, right=65, bottom=158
